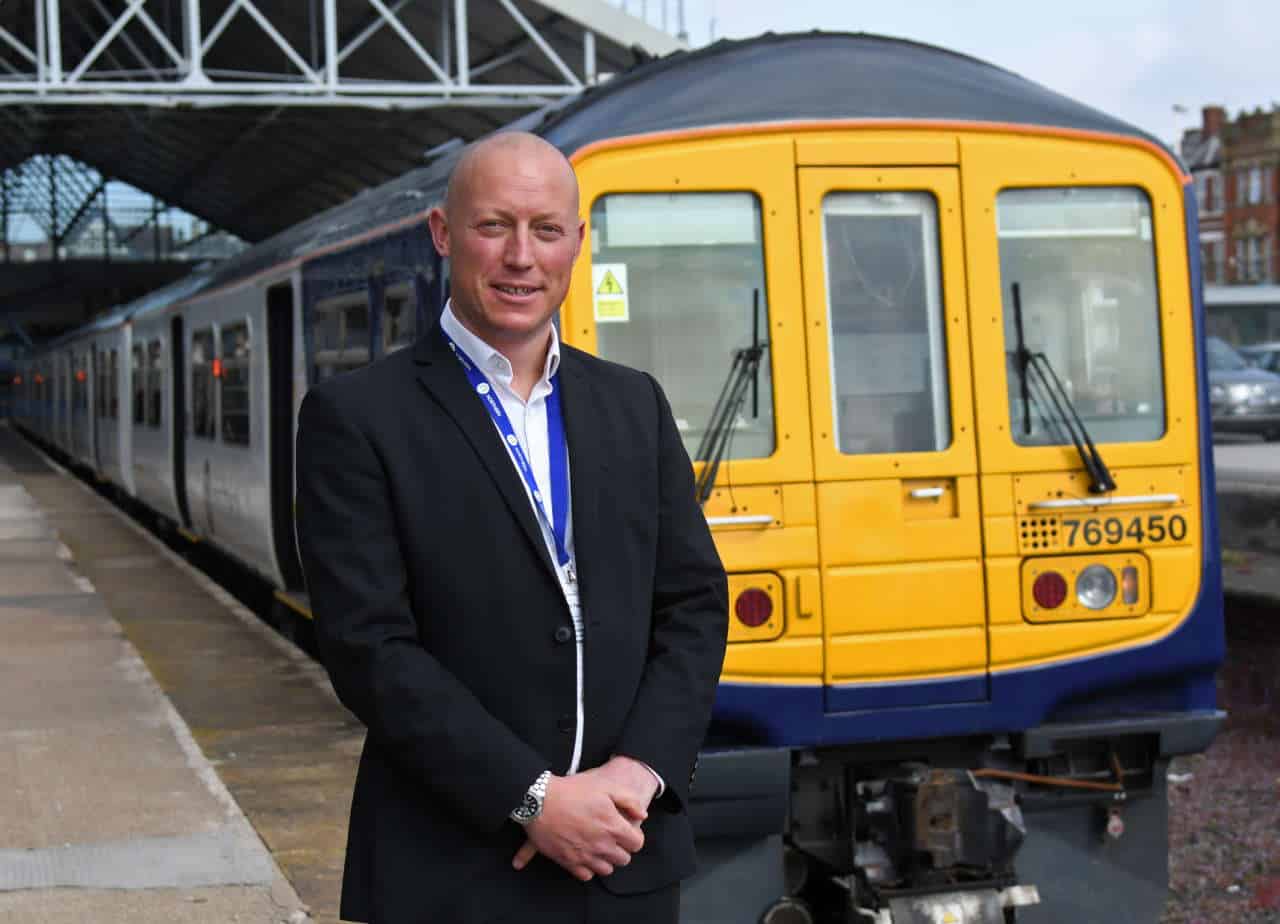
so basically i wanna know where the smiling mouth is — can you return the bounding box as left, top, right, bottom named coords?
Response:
left=494, top=284, right=539, bottom=296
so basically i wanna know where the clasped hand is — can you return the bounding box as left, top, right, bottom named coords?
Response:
left=511, top=756, right=658, bottom=881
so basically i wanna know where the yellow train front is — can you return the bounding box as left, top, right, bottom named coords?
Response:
left=546, top=33, right=1226, bottom=924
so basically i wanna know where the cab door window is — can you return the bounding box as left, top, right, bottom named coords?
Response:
left=997, top=187, right=1164, bottom=444
left=589, top=192, right=774, bottom=460
left=821, top=191, right=951, bottom=455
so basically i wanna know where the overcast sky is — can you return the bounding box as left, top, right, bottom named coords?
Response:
left=626, top=0, right=1280, bottom=147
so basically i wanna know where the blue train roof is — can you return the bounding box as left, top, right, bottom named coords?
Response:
left=46, top=31, right=1175, bottom=338
left=539, top=31, right=1167, bottom=155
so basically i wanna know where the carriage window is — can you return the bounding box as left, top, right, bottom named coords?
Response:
left=383, top=291, right=417, bottom=354
left=95, top=352, right=108, bottom=419
left=997, top=187, right=1164, bottom=445
left=73, top=356, right=87, bottom=413
left=822, top=191, right=951, bottom=454
left=191, top=328, right=216, bottom=440
left=221, top=322, right=251, bottom=446
left=147, top=340, right=163, bottom=428
left=109, top=349, right=119, bottom=420
left=132, top=345, right=145, bottom=424
left=590, top=192, right=774, bottom=460
left=313, top=296, right=371, bottom=381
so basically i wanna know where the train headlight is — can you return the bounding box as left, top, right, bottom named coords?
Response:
left=1076, top=565, right=1117, bottom=610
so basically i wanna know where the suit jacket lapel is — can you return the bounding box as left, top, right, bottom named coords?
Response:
left=558, top=349, right=607, bottom=615
left=414, top=325, right=559, bottom=586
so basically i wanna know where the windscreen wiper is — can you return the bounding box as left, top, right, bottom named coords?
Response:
left=1011, top=282, right=1117, bottom=494
left=693, top=289, right=768, bottom=506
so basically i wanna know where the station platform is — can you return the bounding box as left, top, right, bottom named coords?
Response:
left=0, top=423, right=363, bottom=924
left=1213, top=441, right=1280, bottom=600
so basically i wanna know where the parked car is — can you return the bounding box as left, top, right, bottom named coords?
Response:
left=1208, top=336, right=1280, bottom=439
left=1238, top=341, right=1280, bottom=374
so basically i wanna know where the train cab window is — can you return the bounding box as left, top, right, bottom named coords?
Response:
left=383, top=290, right=417, bottom=354
left=220, top=322, right=251, bottom=446
left=191, top=328, right=217, bottom=440
left=132, top=345, right=146, bottom=424
left=313, top=297, right=371, bottom=380
left=821, top=191, right=951, bottom=454
left=589, top=192, right=774, bottom=460
left=109, top=349, right=119, bottom=420
left=146, top=340, right=163, bottom=428
left=997, top=187, right=1164, bottom=444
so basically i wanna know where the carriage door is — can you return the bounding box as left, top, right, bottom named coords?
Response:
left=91, top=345, right=103, bottom=471
left=797, top=166, right=989, bottom=710
left=170, top=316, right=192, bottom=529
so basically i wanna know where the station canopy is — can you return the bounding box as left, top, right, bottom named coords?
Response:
left=0, top=0, right=684, bottom=245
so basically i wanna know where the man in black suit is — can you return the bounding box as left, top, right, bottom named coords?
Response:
left=295, top=131, right=729, bottom=923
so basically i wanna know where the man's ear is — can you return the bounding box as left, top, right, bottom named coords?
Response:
left=427, top=207, right=451, bottom=257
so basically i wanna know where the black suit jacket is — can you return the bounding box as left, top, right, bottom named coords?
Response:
left=295, top=324, right=729, bottom=923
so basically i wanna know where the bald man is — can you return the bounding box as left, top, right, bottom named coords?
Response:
left=295, top=132, right=729, bottom=923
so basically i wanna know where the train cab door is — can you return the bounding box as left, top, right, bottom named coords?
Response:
left=571, top=136, right=821, bottom=691
left=795, top=165, right=989, bottom=710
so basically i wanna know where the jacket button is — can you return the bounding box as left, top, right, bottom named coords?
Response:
left=557, top=716, right=574, bottom=733
left=553, top=626, right=572, bottom=644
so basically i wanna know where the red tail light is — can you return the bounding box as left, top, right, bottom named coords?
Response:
left=1032, top=571, right=1068, bottom=609
left=75, top=369, right=86, bottom=382
left=735, top=588, right=773, bottom=627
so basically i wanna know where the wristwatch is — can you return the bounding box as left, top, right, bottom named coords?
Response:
left=510, top=770, right=551, bottom=825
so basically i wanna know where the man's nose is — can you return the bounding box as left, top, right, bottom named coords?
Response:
left=503, top=227, right=534, bottom=268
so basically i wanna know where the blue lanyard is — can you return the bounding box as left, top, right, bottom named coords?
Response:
left=443, top=333, right=573, bottom=577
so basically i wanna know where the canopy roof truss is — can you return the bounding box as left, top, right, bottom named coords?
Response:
left=0, top=0, right=681, bottom=109
left=0, top=1, right=678, bottom=244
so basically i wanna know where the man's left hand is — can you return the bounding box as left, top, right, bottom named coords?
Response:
left=512, top=756, right=658, bottom=872
left=593, top=755, right=661, bottom=817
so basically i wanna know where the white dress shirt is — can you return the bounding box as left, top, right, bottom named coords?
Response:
left=439, top=304, right=664, bottom=798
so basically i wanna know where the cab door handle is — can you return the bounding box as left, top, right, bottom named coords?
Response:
left=909, top=486, right=946, bottom=500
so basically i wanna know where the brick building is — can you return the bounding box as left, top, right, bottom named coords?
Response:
left=1181, top=104, right=1280, bottom=286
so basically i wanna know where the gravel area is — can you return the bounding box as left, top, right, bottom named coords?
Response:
left=1163, top=598, right=1280, bottom=923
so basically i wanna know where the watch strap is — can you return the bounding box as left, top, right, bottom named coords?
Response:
left=510, top=769, right=551, bottom=825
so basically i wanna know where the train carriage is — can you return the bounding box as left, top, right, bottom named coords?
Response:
left=13, top=32, right=1225, bottom=924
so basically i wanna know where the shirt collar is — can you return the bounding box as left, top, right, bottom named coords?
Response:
left=440, top=300, right=560, bottom=390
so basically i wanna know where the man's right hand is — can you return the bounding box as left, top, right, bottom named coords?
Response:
left=513, top=773, right=645, bottom=880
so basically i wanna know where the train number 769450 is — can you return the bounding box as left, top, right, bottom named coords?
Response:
left=1062, top=514, right=1188, bottom=547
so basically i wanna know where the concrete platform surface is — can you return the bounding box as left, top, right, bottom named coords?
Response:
left=0, top=434, right=312, bottom=923
left=1213, top=441, right=1280, bottom=599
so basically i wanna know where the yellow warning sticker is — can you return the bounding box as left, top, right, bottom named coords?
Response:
left=591, top=263, right=629, bottom=323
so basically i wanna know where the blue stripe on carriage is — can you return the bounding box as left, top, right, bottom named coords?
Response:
left=825, top=674, right=988, bottom=712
